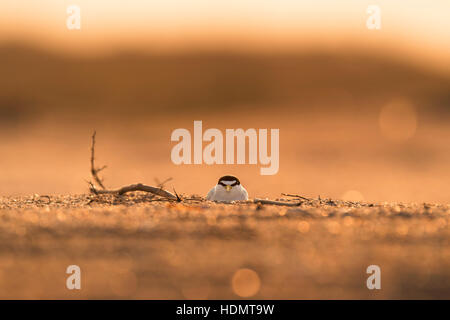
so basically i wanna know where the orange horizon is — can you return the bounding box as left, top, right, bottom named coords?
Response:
left=0, top=0, right=449, bottom=72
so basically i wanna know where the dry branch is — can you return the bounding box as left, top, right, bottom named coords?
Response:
left=90, top=131, right=107, bottom=190
left=88, top=131, right=178, bottom=200
left=281, top=193, right=312, bottom=201
left=253, top=198, right=303, bottom=207
left=90, top=183, right=178, bottom=199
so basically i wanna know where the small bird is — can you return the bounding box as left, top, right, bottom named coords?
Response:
left=206, top=175, right=248, bottom=202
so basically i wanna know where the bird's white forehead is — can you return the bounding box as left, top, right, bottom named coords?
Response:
left=221, top=180, right=236, bottom=185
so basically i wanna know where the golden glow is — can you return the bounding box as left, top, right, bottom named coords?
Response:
left=297, top=221, right=310, bottom=233
left=231, top=268, right=261, bottom=297
left=0, top=1, right=449, bottom=71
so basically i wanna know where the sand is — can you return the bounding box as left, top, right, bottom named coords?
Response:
left=0, top=194, right=448, bottom=299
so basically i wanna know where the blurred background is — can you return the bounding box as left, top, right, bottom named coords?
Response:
left=0, top=0, right=450, bottom=202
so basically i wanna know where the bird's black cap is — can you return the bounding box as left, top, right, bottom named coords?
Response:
left=218, top=175, right=240, bottom=186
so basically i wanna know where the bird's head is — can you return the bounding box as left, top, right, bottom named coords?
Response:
left=218, top=175, right=240, bottom=192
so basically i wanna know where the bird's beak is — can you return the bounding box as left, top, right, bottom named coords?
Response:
left=225, top=185, right=232, bottom=192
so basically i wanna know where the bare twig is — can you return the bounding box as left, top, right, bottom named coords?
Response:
left=90, top=131, right=107, bottom=190
left=182, top=196, right=205, bottom=202
left=90, top=183, right=178, bottom=200
left=281, top=193, right=312, bottom=201
left=254, top=198, right=303, bottom=207
left=87, top=181, right=97, bottom=194
left=88, top=132, right=179, bottom=201
left=172, top=188, right=182, bottom=202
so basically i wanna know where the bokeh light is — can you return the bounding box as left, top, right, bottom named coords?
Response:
left=297, top=221, right=310, bottom=233
left=231, top=268, right=261, bottom=298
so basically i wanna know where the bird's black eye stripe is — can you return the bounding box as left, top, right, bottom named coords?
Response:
left=218, top=175, right=240, bottom=185
left=219, top=181, right=239, bottom=187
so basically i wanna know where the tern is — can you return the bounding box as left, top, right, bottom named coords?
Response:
left=206, top=175, right=248, bottom=202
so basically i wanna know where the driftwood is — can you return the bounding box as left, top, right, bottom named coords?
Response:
left=90, top=183, right=178, bottom=199
left=253, top=198, right=303, bottom=207
left=88, top=131, right=179, bottom=201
